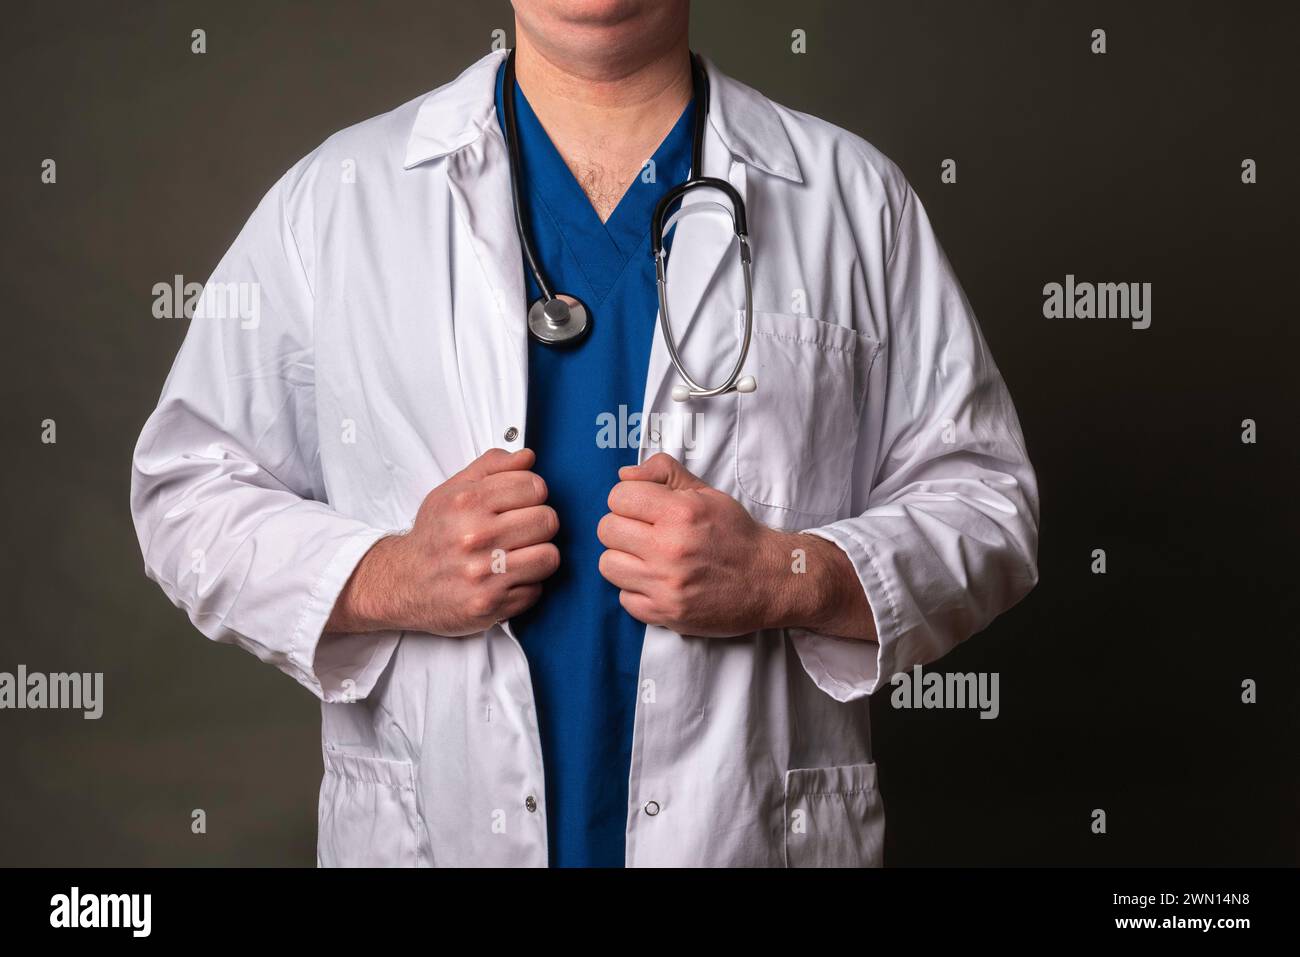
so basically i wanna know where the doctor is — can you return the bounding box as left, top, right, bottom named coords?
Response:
left=131, top=0, right=1039, bottom=868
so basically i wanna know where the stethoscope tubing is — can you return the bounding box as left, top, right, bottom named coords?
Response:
left=501, top=50, right=554, bottom=303
left=502, top=47, right=755, bottom=400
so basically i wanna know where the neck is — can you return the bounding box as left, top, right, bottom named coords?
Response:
left=511, top=22, right=693, bottom=221
left=512, top=22, right=692, bottom=116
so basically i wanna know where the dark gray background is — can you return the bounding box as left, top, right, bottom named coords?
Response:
left=2, top=0, right=1295, bottom=865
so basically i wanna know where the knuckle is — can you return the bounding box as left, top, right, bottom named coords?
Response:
left=606, top=484, right=625, bottom=512
left=539, top=544, right=561, bottom=574
left=663, top=537, right=692, bottom=563
left=618, top=590, right=645, bottom=620
left=450, top=488, right=478, bottom=512
left=465, top=592, right=498, bottom=621
left=664, top=597, right=688, bottom=622
left=664, top=571, right=692, bottom=598
left=665, top=502, right=692, bottom=525
left=465, top=555, right=497, bottom=582
left=679, top=497, right=706, bottom=522
left=458, top=526, right=490, bottom=553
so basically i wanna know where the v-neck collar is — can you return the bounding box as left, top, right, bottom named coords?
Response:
left=495, top=62, right=696, bottom=305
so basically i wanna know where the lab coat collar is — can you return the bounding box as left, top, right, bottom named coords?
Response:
left=401, top=49, right=803, bottom=185
left=695, top=53, right=803, bottom=184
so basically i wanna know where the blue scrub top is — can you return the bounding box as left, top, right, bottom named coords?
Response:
left=493, top=62, right=695, bottom=867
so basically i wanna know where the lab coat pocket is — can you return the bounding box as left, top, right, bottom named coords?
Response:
left=783, top=762, right=885, bottom=867
left=318, top=746, right=421, bottom=867
left=735, top=312, right=879, bottom=518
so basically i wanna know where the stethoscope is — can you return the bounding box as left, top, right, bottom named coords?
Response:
left=501, top=49, right=756, bottom=402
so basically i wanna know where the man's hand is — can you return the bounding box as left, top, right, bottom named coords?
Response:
left=597, top=453, right=875, bottom=640
left=326, top=448, right=559, bottom=636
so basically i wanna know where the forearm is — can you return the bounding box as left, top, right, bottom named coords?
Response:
left=763, top=530, right=877, bottom=641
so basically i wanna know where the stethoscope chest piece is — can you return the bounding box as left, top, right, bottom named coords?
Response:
left=528, top=294, right=590, bottom=345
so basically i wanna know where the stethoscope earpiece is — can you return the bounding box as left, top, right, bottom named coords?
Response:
left=671, top=374, right=758, bottom=403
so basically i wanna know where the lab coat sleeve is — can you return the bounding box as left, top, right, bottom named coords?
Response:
left=130, top=167, right=401, bottom=703
left=795, top=185, right=1040, bottom=702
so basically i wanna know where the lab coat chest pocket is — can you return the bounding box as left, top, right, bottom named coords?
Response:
left=318, top=746, right=421, bottom=867
left=784, top=763, right=885, bottom=867
left=735, top=312, right=879, bottom=518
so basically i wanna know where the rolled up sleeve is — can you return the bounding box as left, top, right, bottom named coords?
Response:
left=794, top=185, right=1040, bottom=702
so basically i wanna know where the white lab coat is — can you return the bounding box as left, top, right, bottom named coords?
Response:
left=131, top=50, right=1039, bottom=867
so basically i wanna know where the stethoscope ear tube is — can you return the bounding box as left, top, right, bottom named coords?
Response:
left=501, top=50, right=553, bottom=304
left=650, top=178, right=748, bottom=257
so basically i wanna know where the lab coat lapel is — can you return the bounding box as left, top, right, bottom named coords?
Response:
left=402, top=50, right=526, bottom=459
left=443, top=110, right=530, bottom=457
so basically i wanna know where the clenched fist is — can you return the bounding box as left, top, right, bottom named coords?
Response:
left=327, top=448, right=560, bottom=636
left=597, top=453, right=875, bottom=640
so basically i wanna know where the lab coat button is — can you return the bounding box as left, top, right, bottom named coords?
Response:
left=503, top=426, right=520, bottom=442
left=525, top=795, right=537, bottom=812
left=643, top=800, right=660, bottom=816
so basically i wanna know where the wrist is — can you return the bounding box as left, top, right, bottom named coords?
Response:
left=327, top=534, right=407, bottom=633
left=758, top=530, right=833, bottom=631
left=760, top=530, right=871, bottom=639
